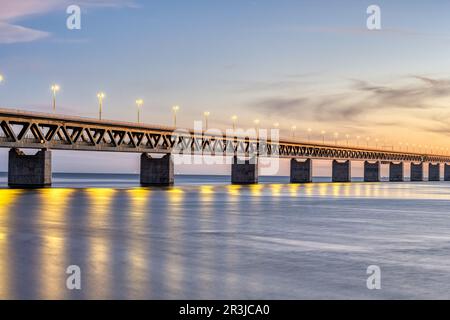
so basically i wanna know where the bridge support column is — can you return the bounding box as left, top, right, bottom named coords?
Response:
left=332, top=160, right=351, bottom=182
left=232, top=156, right=258, bottom=184
left=8, top=148, right=52, bottom=188
left=364, top=161, right=380, bottom=182
left=389, top=162, right=404, bottom=182
left=290, top=158, right=312, bottom=183
left=445, top=164, right=450, bottom=181
left=140, top=153, right=174, bottom=186
left=410, top=162, right=424, bottom=182
left=428, top=163, right=440, bottom=181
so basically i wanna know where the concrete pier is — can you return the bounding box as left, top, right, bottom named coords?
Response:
left=232, top=156, right=258, bottom=184
left=428, top=163, right=440, bottom=181
left=8, top=148, right=52, bottom=187
left=290, top=158, right=312, bottom=183
left=410, top=162, right=424, bottom=182
left=364, top=161, right=380, bottom=182
left=445, top=164, right=450, bottom=181
left=389, top=162, right=404, bottom=182
left=140, top=153, right=174, bottom=186
left=332, top=160, right=351, bottom=182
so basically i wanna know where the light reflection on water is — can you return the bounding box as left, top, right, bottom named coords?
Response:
left=1, top=181, right=450, bottom=299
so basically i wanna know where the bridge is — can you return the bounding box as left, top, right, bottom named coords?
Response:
left=1, top=108, right=449, bottom=187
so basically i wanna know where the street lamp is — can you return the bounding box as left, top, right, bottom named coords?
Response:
left=366, top=136, right=370, bottom=147
left=232, top=115, right=237, bottom=130
left=51, top=84, right=60, bottom=113
left=307, top=128, right=312, bottom=143
left=291, top=125, right=297, bottom=138
left=136, top=99, right=143, bottom=123
left=204, top=111, right=210, bottom=130
left=345, top=134, right=350, bottom=146
left=254, top=119, right=260, bottom=131
left=321, top=130, right=326, bottom=144
left=172, top=105, right=179, bottom=127
left=334, top=132, right=339, bottom=145
left=356, top=135, right=361, bottom=147
left=97, top=92, right=105, bottom=120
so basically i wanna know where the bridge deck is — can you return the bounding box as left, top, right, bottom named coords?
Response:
left=0, top=108, right=448, bottom=162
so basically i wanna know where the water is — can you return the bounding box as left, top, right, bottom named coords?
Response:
left=1, top=174, right=450, bottom=299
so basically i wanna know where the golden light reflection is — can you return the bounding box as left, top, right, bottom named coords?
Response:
left=227, top=185, right=241, bottom=196
left=270, top=184, right=282, bottom=197
left=0, top=189, right=21, bottom=298
left=250, top=184, right=263, bottom=196
left=166, top=186, right=184, bottom=294
left=289, top=183, right=299, bottom=197
left=38, top=188, right=74, bottom=299
left=86, top=188, right=116, bottom=297
left=126, top=188, right=150, bottom=298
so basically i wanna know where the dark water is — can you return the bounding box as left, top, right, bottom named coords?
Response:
left=1, top=174, right=450, bottom=299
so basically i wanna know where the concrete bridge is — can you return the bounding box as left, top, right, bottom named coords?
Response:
left=1, top=108, right=450, bottom=187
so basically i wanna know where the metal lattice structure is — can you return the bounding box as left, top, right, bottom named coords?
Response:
left=0, top=108, right=449, bottom=163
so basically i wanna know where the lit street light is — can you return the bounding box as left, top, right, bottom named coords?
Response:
left=172, top=105, right=180, bottom=127
left=254, top=119, right=260, bottom=131
left=204, top=111, right=210, bottom=130
left=0, top=74, right=4, bottom=83
left=291, top=125, right=297, bottom=138
left=232, top=115, right=237, bottom=130
left=51, top=84, right=60, bottom=113
left=97, top=92, right=105, bottom=120
left=136, top=99, right=143, bottom=123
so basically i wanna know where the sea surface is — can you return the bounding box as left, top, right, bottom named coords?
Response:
left=1, top=173, right=450, bottom=299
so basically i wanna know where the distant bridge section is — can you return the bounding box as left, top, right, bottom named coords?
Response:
left=0, top=108, right=449, bottom=187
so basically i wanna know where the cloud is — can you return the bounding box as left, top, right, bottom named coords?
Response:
left=0, top=0, right=137, bottom=44
left=248, top=75, right=450, bottom=126
left=0, top=22, right=50, bottom=44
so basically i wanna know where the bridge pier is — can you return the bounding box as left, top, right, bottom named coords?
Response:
left=364, top=161, right=380, bottom=182
left=332, top=160, right=351, bottom=182
left=8, top=148, right=52, bottom=188
left=445, top=164, right=450, bottom=181
left=389, top=162, right=404, bottom=182
left=428, top=163, right=440, bottom=181
left=290, top=158, right=312, bottom=183
left=410, top=162, right=424, bottom=182
left=140, top=153, right=174, bottom=186
left=232, top=156, right=258, bottom=184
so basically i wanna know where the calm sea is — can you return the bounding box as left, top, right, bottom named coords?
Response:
left=1, top=173, right=450, bottom=299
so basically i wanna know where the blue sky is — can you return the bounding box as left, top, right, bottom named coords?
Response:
left=1, top=0, right=450, bottom=174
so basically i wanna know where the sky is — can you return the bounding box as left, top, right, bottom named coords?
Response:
left=1, top=0, right=450, bottom=174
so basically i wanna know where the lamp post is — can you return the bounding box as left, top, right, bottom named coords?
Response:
left=366, top=136, right=370, bottom=147
left=232, top=115, right=237, bottom=130
left=356, top=135, right=360, bottom=147
left=321, top=130, right=326, bottom=144
left=204, top=111, right=210, bottom=130
left=307, top=128, right=312, bottom=143
left=172, top=105, right=179, bottom=127
left=333, top=132, right=339, bottom=145
left=51, top=84, right=60, bottom=113
left=291, top=125, right=297, bottom=139
left=345, top=134, right=350, bottom=146
left=97, top=92, right=105, bottom=120
left=254, top=119, right=260, bottom=131
left=135, top=99, right=143, bottom=123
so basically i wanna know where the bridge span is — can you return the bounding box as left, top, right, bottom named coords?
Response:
left=1, top=108, right=449, bottom=187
